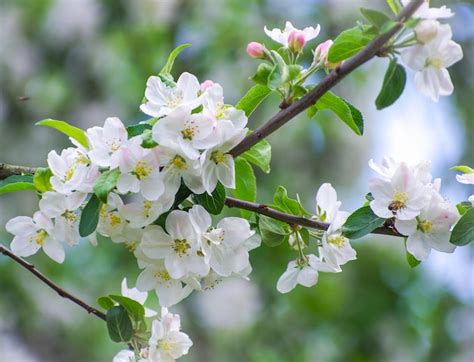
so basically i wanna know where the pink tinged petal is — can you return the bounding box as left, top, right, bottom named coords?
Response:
left=11, top=236, right=41, bottom=257
left=6, top=216, right=36, bottom=236
left=302, top=24, right=321, bottom=41
left=43, top=237, right=65, bottom=263
left=276, top=264, right=299, bottom=293
left=406, top=233, right=431, bottom=261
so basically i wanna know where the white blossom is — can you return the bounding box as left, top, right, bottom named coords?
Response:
left=113, top=349, right=135, bottom=362
left=401, top=0, right=453, bottom=20
left=264, top=21, right=320, bottom=48
left=121, top=193, right=174, bottom=228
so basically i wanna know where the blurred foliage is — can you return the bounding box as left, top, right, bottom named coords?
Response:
left=0, top=0, right=473, bottom=361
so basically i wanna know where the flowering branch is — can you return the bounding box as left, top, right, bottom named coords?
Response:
left=229, top=0, right=424, bottom=157
left=0, top=244, right=106, bottom=321
left=0, top=163, right=37, bottom=180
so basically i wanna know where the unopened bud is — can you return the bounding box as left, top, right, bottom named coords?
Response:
left=200, top=80, right=214, bottom=92
left=288, top=30, right=306, bottom=52
left=415, top=20, right=440, bottom=44
left=314, top=39, right=340, bottom=69
left=246, top=42, right=265, bottom=59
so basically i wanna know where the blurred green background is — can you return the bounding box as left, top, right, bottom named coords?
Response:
left=0, top=0, right=473, bottom=361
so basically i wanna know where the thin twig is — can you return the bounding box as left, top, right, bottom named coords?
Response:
left=229, top=0, right=424, bottom=157
left=0, top=163, right=37, bottom=180
left=0, top=245, right=106, bottom=321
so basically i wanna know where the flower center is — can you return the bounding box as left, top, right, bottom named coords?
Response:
left=328, top=234, right=346, bottom=247
left=158, top=339, right=174, bottom=353
left=65, top=167, right=75, bottom=181
left=215, top=104, right=226, bottom=120
left=62, top=210, right=77, bottom=222
left=35, top=229, right=47, bottom=246
left=171, top=155, right=187, bottom=171
left=418, top=220, right=433, bottom=233
left=125, top=241, right=139, bottom=252
left=143, top=201, right=153, bottom=218
left=427, top=57, right=443, bottom=69
left=210, top=150, right=226, bottom=165
left=168, top=92, right=183, bottom=108
left=109, top=213, right=122, bottom=226
left=173, top=239, right=191, bottom=255
left=133, top=161, right=152, bottom=180
left=154, top=270, right=171, bottom=282
left=389, top=191, right=408, bottom=212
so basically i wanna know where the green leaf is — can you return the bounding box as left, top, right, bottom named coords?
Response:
left=456, top=201, right=472, bottom=216
left=109, top=295, right=145, bottom=322
left=450, top=208, right=474, bottom=246
left=405, top=240, right=421, bottom=268
left=106, top=306, right=133, bottom=343
left=33, top=167, right=53, bottom=193
left=299, top=228, right=310, bottom=245
left=241, top=139, right=271, bottom=174
left=235, top=84, right=272, bottom=117
left=288, top=64, right=303, bottom=81
left=258, top=215, right=291, bottom=247
left=450, top=165, right=474, bottom=174
left=233, top=157, right=256, bottom=219
left=97, top=296, right=115, bottom=310
left=127, top=123, right=152, bottom=138
left=250, top=63, right=274, bottom=86
left=273, top=186, right=308, bottom=216
left=387, top=0, right=402, bottom=15
left=342, top=206, right=386, bottom=239
left=0, top=175, right=35, bottom=194
left=315, top=92, right=364, bottom=135
left=268, top=50, right=289, bottom=90
left=93, top=169, right=121, bottom=203
left=159, top=43, right=191, bottom=75
left=360, top=8, right=391, bottom=29
left=328, top=26, right=374, bottom=63
left=36, top=119, right=88, bottom=148
left=79, top=194, right=101, bottom=237
left=194, top=183, right=226, bottom=215
left=375, top=60, right=406, bottom=110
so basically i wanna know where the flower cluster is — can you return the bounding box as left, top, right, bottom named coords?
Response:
left=369, top=157, right=459, bottom=261
left=400, top=0, right=463, bottom=101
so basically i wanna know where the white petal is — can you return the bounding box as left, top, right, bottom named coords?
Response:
left=276, top=265, right=299, bottom=293
left=43, top=237, right=65, bottom=263
left=406, top=233, right=431, bottom=261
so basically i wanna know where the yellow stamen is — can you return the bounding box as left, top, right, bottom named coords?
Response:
left=154, top=270, right=171, bottom=282
left=418, top=220, right=433, bottom=233
left=210, top=150, right=227, bottom=165
left=35, top=229, right=48, bottom=246
left=173, top=239, right=191, bottom=255
left=171, top=155, right=187, bottom=170
left=133, top=161, right=152, bottom=180
left=328, top=234, right=346, bottom=247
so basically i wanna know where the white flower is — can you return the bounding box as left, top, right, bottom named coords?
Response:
left=369, top=162, right=429, bottom=220
left=200, top=123, right=246, bottom=194
left=152, top=107, right=215, bottom=159
left=415, top=20, right=441, bottom=44
left=401, top=0, right=453, bottom=20
left=395, top=193, right=459, bottom=261
left=147, top=308, right=193, bottom=362
left=121, top=193, right=174, bottom=228
left=117, top=137, right=164, bottom=201
left=264, top=21, right=320, bottom=48
left=401, top=24, right=463, bottom=101
left=456, top=173, right=474, bottom=185
left=113, top=349, right=135, bottom=362
left=121, top=278, right=157, bottom=317
left=276, top=254, right=337, bottom=294
left=97, top=193, right=128, bottom=241
left=86, top=117, right=128, bottom=168
left=39, top=191, right=87, bottom=246
left=48, top=147, right=99, bottom=194
left=140, top=72, right=201, bottom=118
left=6, top=211, right=64, bottom=263
left=369, top=158, right=433, bottom=185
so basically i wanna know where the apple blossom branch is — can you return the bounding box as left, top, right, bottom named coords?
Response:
left=229, top=0, right=424, bottom=157
left=0, top=244, right=106, bottom=321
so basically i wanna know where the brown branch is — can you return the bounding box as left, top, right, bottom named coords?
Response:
left=0, top=163, right=37, bottom=180
left=0, top=244, right=106, bottom=321
left=229, top=0, right=424, bottom=157
left=224, top=196, right=403, bottom=237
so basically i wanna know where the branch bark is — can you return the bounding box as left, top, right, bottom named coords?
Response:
left=0, top=163, right=37, bottom=180
left=0, top=244, right=106, bottom=321
left=229, top=0, right=424, bottom=157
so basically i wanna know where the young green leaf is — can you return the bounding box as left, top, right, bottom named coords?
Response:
left=241, top=139, right=271, bottom=174
left=109, top=295, right=145, bottom=323
left=126, top=123, right=152, bottom=138
left=93, top=169, right=121, bottom=203
left=194, top=183, right=226, bottom=215
left=250, top=63, right=274, bottom=86
left=232, top=157, right=257, bottom=219
left=160, top=43, right=191, bottom=75
left=235, top=84, right=272, bottom=117
left=456, top=201, right=472, bottom=216
left=33, top=167, right=53, bottom=193
left=375, top=60, right=407, bottom=110
left=315, top=92, right=364, bottom=135
left=405, top=239, right=421, bottom=268
left=273, top=186, right=308, bottom=216
left=450, top=207, right=474, bottom=246
left=106, top=306, right=133, bottom=343
left=342, top=206, right=386, bottom=239
left=97, top=296, right=115, bottom=310
left=36, top=119, right=88, bottom=148
left=0, top=175, right=35, bottom=194
left=258, top=215, right=291, bottom=247
left=386, top=0, right=402, bottom=15
left=327, top=26, right=374, bottom=63
left=268, top=50, right=289, bottom=90
left=360, top=8, right=392, bottom=29
left=450, top=165, right=474, bottom=174
left=79, top=194, right=101, bottom=237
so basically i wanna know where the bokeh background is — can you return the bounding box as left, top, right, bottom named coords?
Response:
left=0, top=0, right=473, bottom=361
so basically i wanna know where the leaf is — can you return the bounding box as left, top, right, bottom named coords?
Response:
left=315, top=92, right=364, bottom=135
left=342, top=206, right=386, bottom=239
left=250, top=63, right=274, bottom=86
left=450, top=207, right=474, bottom=246
left=93, top=169, right=121, bottom=203
left=268, top=50, right=289, bottom=90
left=109, top=295, right=145, bottom=322
left=0, top=175, right=35, bottom=194
left=235, top=84, right=272, bottom=117
left=450, top=165, right=474, bottom=174
left=233, top=157, right=257, bottom=219
left=194, top=183, right=226, bottom=215
left=405, top=240, right=421, bottom=268
left=386, top=0, right=402, bottom=15
left=127, top=123, right=152, bottom=138
left=79, top=194, right=101, bottom=237
left=36, top=119, right=88, bottom=148
left=273, top=186, right=308, bottom=216
left=160, top=43, right=191, bottom=75
left=33, top=167, right=53, bottom=193
left=375, top=60, right=407, bottom=110
left=241, top=139, right=271, bottom=174
left=97, top=296, right=115, bottom=310
left=360, top=8, right=392, bottom=29
left=258, top=215, right=291, bottom=247
left=106, top=306, right=133, bottom=343
left=456, top=201, right=472, bottom=216
left=328, top=26, right=374, bottom=63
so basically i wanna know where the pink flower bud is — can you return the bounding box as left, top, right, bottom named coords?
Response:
left=314, top=39, right=341, bottom=69
left=288, top=30, right=306, bottom=52
left=246, top=42, right=265, bottom=59
left=415, top=20, right=439, bottom=44
left=200, top=80, right=214, bottom=92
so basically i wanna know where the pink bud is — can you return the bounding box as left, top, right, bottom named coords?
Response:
left=200, top=80, right=214, bottom=92
left=288, top=30, right=306, bottom=52
left=314, top=39, right=340, bottom=69
left=246, top=42, right=265, bottom=59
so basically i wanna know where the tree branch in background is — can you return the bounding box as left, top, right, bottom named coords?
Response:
left=229, top=0, right=424, bottom=157
left=0, top=244, right=106, bottom=321
left=0, top=163, right=37, bottom=180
